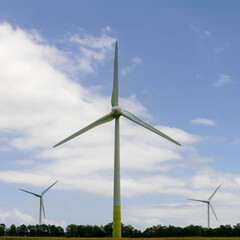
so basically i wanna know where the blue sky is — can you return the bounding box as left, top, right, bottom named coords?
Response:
left=0, top=0, right=240, bottom=230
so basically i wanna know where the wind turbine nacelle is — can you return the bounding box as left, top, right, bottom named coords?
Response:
left=111, top=106, right=122, bottom=118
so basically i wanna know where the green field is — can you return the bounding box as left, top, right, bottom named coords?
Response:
left=1, top=237, right=240, bottom=240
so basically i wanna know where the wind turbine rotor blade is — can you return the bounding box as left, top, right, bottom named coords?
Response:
left=122, top=110, right=181, bottom=146
left=208, top=184, right=221, bottom=201
left=53, top=113, right=114, bottom=147
left=209, top=203, right=218, bottom=221
left=41, top=180, right=58, bottom=196
left=111, top=41, right=118, bottom=107
left=19, top=189, right=41, bottom=198
left=41, top=198, right=46, bottom=218
left=188, top=198, right=208, bottom=203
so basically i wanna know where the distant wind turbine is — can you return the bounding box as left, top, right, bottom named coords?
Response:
left=19, top=180, right=58, bottom=225
left=188, top=184, right=221, bottom=228
left=53, top=41, right=181, bottom=238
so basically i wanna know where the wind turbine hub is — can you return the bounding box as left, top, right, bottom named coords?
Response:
left=111, top=106, right=122, bottom=118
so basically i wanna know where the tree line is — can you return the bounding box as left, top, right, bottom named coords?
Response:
left=1, top=223, right=240, bottom=237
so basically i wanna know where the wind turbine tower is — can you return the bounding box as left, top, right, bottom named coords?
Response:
left=19, top=180, right=58, bottom=225
left=53, top=41, right=181, bottom=238
left=188, top=184, right=221, bottom=228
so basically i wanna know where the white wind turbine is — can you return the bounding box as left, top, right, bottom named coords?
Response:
left=188, top=184, right=221, bottom=228
left=19, top=180, right=58, bottom=225
left=53, top=41, right=181, bottom=238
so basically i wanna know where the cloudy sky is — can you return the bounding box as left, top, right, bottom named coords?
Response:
left=0, top=0, right=240, bottom=230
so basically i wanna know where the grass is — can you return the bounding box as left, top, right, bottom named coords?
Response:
left=2, top=237, right=240, bottom=240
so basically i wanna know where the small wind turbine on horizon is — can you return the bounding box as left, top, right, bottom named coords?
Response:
left=53, top=41, right=181, bottom=238
left=188, top=184, right=221, bottom=228
left=19, top=180, right=58, bottom=225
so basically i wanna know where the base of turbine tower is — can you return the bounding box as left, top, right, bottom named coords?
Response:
left=113, top=205, right=121, bottom=238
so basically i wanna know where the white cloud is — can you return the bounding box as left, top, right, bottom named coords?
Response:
left=132, top=56, right=142, bottom=65
left=101, top=26, right=111, bottom=33
left=0, top=22, right=206, bottom=198
left=190, top=25, right=211, bottom=39
left=124, top=168, right=240, bottom=229
left=2, top=23, right=240, bottom=229
left=121, top=56, right=142, bottom=76
left=0, top=209, right=35, bottom=226
left=44, top=219, right=68, bottom=228
left=61, top=27, right=117, bottom=73
left=70, top=31, right=115, bottom=49
left=214, top=74, right=232, bottom=87
left=204, top=31, right=211, bottom=37
left=190, top=24, right=199, bottom=34
left=231, top=138, right=240, bottom=145
left=191, top=168, right=240, bottom=190
left=191, top=118, right=216, bottom=126
left=125, top=204, right=202, bottom=229
left=0, top=208, right=67, bottom=227
left=156, top=126, right=201, bottom=144
left=214, top=46, right=224, bottom=53
left=122, top=175, right=186, bottom=198
left=125, top=195, right=240, bottom=229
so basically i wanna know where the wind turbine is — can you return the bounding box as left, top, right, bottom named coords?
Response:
left=188, top=184, right=221, bottom=228
left=19, top=180, right=58, bottom=225
left=53, top=41, right=181, bottom=238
